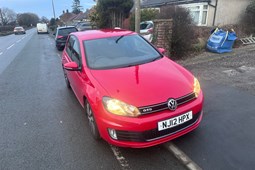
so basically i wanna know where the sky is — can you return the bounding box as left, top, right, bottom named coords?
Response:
left=0, top=0, right=96, bottom=19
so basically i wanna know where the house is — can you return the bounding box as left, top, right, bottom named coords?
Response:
left=72, top=10, right=90, bottom=23
left=59, top=10, right=91, bottom=26
left=141, top=0, right=251, bottom=26
left=59, top=11, right=77, bottom=26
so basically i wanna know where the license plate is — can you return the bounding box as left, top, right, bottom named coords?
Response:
left=158, top=111, right=193, bottom=131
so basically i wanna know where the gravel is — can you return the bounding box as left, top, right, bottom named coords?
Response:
left=177, top=44, right=255, bottom=95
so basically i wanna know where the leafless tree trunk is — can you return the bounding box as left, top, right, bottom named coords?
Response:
left=0, top=8, right=16, bottom=25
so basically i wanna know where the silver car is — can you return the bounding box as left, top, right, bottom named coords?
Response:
left=14, top=26, right=26, bottom=35
left=140, top=21, right=154, bottom=42
left=76, top=22, right=92, bottom=31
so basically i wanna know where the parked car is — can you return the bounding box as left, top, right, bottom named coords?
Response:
left=37, top=23, right=48, bottom=34
left=62, top=29, right=204, bottom=148
left=140, top=21, right=154, bottom=42
left=13, top=26, right=26, bottom=35
left=54, top=26, right=78, bottom=51
left=76, top=21, right=92, bottom=31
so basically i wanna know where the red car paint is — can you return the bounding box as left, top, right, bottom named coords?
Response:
left=62, top=29, right=204, bottom=148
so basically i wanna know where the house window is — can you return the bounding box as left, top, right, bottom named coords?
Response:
left=180, top=3, right=208, bottom=26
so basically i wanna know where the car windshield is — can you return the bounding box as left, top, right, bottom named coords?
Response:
left=83, top=34, right=161, bottom=69
left=58, top=28, right=77, bottom=36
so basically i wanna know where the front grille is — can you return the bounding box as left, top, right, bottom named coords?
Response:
left=115, top=111, right=201, bottom=142
left=139, top=92, right=196, bottom=115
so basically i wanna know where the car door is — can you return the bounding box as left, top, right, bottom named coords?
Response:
left=64, top=35, right=84, bottom=104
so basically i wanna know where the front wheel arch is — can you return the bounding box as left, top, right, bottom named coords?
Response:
left=84, top=97, right=100, bottom=140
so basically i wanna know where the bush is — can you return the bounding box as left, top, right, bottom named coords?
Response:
left=242, top=0, right=255, bottom=34
left=157, top=5, right=195, bottom=59
left=94, top=0, right=133, bottom=28
left=0, top=25, right=14, bottom=32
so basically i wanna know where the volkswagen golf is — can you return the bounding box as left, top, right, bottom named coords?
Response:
left=61, top=29, right=204, bottom=148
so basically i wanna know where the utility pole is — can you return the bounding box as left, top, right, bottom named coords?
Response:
left=135, top=0, right=141, bottom=33
left=52, top=0, right=56, bottom=19
left=0, top=8, right=4, bottom=26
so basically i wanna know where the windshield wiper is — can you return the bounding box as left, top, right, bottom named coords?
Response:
left=115, top=32, right=134, bottom=43
left=115, top=35, right=124, bottom=43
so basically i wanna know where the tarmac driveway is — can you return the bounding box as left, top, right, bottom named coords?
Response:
left=173, top=45, right=255, bottom=169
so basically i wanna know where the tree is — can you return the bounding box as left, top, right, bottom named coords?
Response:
left=130, top=8, right=159, bottom=31
left=49, top=18, right=56, bottom=26
left=72, top=0, right=83, bottom=14
left=40, top=16, right=49, bottom=23
left=17, top=13, right=39, bottom=27
left=95, top=0, right=133, bottom=28
left=0, top=7, right=17, bottom=26
left=88, top=6, right=99, bottom=28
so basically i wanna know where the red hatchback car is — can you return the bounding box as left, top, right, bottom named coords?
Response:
left=62, top=29, right=203, bottom=148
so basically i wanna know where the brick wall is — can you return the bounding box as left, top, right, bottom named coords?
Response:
left=153, top=19, right=173, bottom=57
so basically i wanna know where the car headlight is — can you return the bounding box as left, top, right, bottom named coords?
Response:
left=193, top=77, right=201, bottom=98
left=102, top=97, right=141, bottom=117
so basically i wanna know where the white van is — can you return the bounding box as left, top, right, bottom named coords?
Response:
left=37, top=23, right=48, bottom=34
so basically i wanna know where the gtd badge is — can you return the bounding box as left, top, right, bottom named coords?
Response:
left=167, top=99, right=177, bottom=111
left=143, top=108, right=152, bottom=113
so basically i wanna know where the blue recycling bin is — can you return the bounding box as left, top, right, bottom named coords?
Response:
left=207, top=28, right=237, bottom=53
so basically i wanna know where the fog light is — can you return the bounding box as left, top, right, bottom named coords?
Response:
left=108, top=128, right=117, bottom=140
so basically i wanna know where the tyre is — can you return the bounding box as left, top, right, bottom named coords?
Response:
left=63, top=68, right=71, bottom=88
left=57, top=46, right=62, bottom=51
left=85, top=100, right=100, bottom=140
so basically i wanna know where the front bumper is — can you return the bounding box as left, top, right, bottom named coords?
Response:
left=14, top=31, right=25, bottom=34
left=96, top=92, right=204, bottom=148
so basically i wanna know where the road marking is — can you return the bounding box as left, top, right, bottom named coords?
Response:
left=110, top=145, right=130, bottom=170
left=7, top=44, right=15, bottom=50
left=0, top=52, right=3, bottom=55
left=16, top=39, right=21, bottom=43
left=163, top=142, right=202, bottom=170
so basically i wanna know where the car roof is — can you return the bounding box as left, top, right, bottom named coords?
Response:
left=70, top=29, right=136, bottom=41
left=57, top=26, right=76, bottom=30
left=140, top=21, right=153, bottom=24
left=14, top=27, right=24, bottom=29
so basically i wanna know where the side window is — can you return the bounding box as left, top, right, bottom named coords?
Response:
left=66, top=36, right=74, bottom=57
left=66, top=36, right=81, bottom=66
left=71, top=40, right=81, bottom=64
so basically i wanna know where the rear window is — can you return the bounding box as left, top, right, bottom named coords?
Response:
left=81, top=24, right=92, bottom=30
left=14, top=27, right=23, bottom=30
left=140, top=23, right=153, bottom=30
left=58, top=28, right=77, bottom=36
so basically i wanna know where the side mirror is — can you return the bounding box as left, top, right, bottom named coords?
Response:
left=64, top=62, right=81, bottom=71
left=158, top=48, right=166, bottom=55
